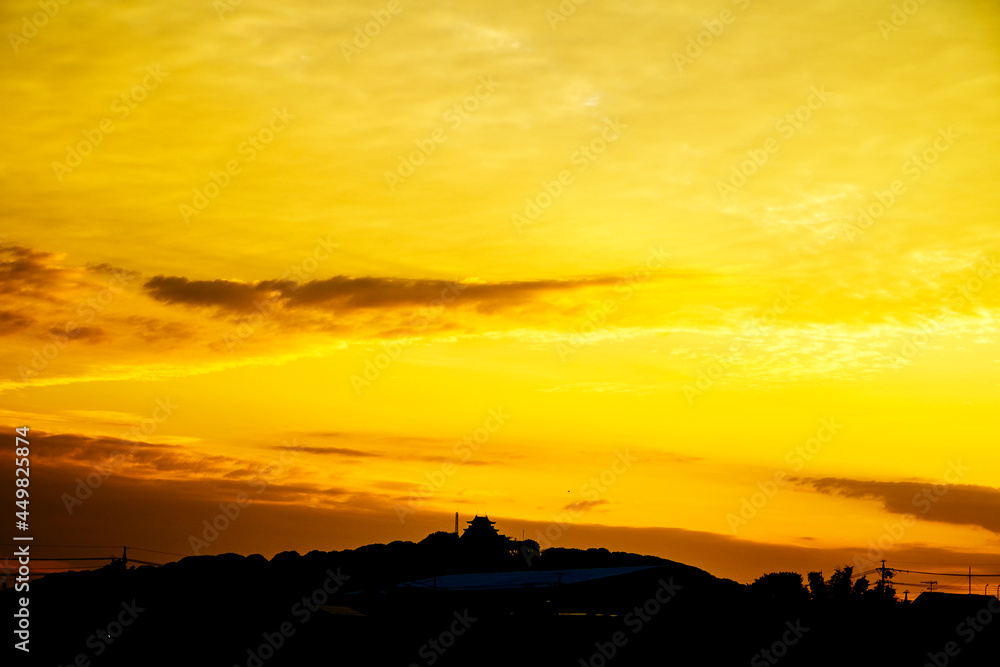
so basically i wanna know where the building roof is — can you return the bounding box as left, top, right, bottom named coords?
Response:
left=394, top=566, right=661, bottom=591
left=912, top=592, right=999, bottom=613
left=460, top=514, right=505, bottom=543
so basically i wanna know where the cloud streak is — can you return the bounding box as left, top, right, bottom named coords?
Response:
left=143, top=274, right=620, bottom=314
left=0, top=245, right=72, bottom=300
left=798, top=476, right=1000, bottom=534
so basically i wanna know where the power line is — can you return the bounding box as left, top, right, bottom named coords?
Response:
left=815, top=561, right=1000, bottom=597
left=893, top=568, right=1000, bottom=578
left=891, top=559, right=992, bottom=566
left=31, top=556, right=115, bottom=563
left=128, top=547, right=186, bottom=557
left=2, top=544, right=186, bottom=557
left=849, top=569, right=878, bottom=579
left=3, top=544, right=119, bottom=548
left=891, top=559, right=1000, bottom=567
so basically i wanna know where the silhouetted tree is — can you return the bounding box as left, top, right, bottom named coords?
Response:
left=807, top=570, right=827, bottom=601
left=419, top=531, right=459, bottom=550
left=828, top=566, right=854, bottom=599
left=806, top=567, right=879, bottom=606
left=749, top=572, right=809, bottom=606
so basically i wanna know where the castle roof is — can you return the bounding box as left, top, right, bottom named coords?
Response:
left=460, top=515, right=505, bottom=543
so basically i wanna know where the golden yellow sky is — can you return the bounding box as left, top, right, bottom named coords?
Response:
left=2, top=0, right=999, bottom=584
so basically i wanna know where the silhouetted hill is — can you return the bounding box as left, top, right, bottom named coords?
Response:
left=5, top=538, right=998, bottom=666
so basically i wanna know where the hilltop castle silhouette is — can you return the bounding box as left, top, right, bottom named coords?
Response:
left=459, top=515, right=506, bottom=547
left=453, top=514, right=539, bottom=563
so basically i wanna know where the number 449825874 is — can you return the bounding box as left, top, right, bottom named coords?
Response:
left=15, top=426, right=29, bottom=530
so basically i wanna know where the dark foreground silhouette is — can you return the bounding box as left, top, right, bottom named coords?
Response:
left=5, top=532, right=999, bottom=666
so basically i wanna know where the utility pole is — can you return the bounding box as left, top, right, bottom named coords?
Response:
left=879, top=560, right=888, bottom=601
left=921, top=580, right=937, bottom=592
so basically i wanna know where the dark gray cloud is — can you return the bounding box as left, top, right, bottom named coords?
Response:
left=0, top=245, right=66, bottom=297
left=797, top=476, right=1000, bottom=533
left=280, top=445, right=379, bottom=458
left=143, top=276, right=292, bottom=312
left=0, top=309, right=33, bottom=335
left=564, top=499, right=610, bottom=512
left=22, top=429, right=262, bottom=481
left=142, top=274, right=619, bottom=314
left=48, top=325, right=106, bottom=342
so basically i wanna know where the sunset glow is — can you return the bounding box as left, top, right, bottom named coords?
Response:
left=2, top=0, right=999, bottom=585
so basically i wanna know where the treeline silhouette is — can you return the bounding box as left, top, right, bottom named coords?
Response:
left=751, top=565, right=896, bottom=608
left=4, top=534, right=998, bottom=666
